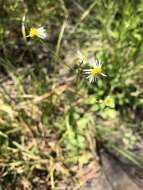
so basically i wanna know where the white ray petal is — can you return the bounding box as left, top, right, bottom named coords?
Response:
left=101, top=73, right=107, bottom=76
left=84, top=69, right=91, bottom=71
left=84, top=71, right=91, bottom=74
left=89, top=76, right=94, bottom=83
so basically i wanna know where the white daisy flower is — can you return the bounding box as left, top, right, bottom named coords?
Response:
left=83, top=58, right=106, bottom=83
left=28, top=27, right=47, bottom=39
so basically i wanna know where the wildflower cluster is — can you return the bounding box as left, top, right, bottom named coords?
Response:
left=26, top=27, right=107, bottom=84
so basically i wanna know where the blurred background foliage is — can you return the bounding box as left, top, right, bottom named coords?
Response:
left=0, top=0, right=143, bottom=189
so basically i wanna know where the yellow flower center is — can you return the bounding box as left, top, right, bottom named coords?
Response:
left=91, top=67, right=102, bottom=76
left=29, top=28, right=38, bottom=38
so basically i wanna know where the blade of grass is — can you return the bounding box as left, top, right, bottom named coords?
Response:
left=79, top=0, right=97, bottom=22
left=50, top=159, right=55, bottom=190
left=56, top=20, right=66, bottom=57
left=108, top=143, right=143, bottom=168
left=21, top=15, right=26, bottom=42
left=0, top=131, right=8, bottom=138
left=71, top=0, right=97, bottom=33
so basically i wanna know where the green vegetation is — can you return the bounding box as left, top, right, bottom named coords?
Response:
left=0, top=0, right=143, bottom=189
